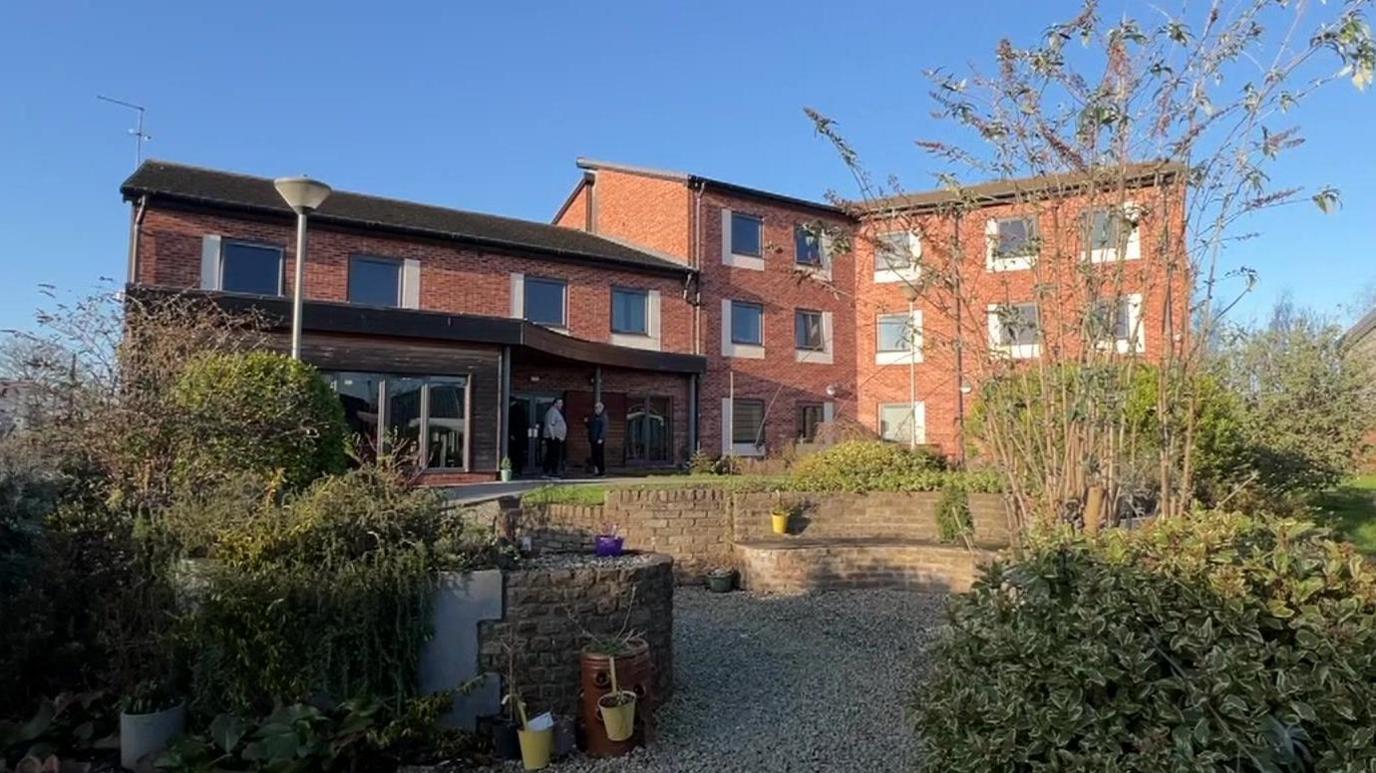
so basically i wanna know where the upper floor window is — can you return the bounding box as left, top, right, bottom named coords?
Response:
left=221, top=241, right=283, bottom=295
left=993, top=217, right=1038, bottom=258
left=348, top=256, right=402, bottom=307
left=611, top=288, right=649, bottom=335
left=730, top=212, right=763, bottom=258
left=1090, top=294, right=1144, bottom=353
left=1084, top=206, right=1141, bottom=262
left=989, top=302, right=1041, bottom=358
left=876, top=312, right=913, bottom=352
left=795, top=309, right=824, bottom=351
left=794, top=225, right=822, bottom=266
left=524, top=277, right=567, bottom=327
left=730, top=300, right=764, bottom=345
left=874, top=232, right=918, bottom=271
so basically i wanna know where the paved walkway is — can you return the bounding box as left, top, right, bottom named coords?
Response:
left=499, top=587, right=944, bottom=772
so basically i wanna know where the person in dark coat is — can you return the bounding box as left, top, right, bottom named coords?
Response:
left=586, top=401, right=608, bottom=476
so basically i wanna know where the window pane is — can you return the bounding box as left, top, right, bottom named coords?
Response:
left=426, top=379, right=467, bottom=469
left=385, top=377, right=424, bottom=462
left=794, top=226, right=821, bottom=265
left=874, top=232, right=911, bottom=270
left=996, top=218, right=1037, bottom=257
left=995, top=304, right=1040, bottom=346
left=221, top=242, right=282, bottom=295
left=797, top=404, right=824, bottom=441
left=731, top=301, right=763, bottom=345
left=879, top=404, right=913, bottom=442
left=1087, top=209, right=1122, bottom=251
left=327, top=371, right=383, bottom=451
left=524, top=278, right=566, bottom=326
left=795, top=310, right=823, bottom=350
left=731, top=213, right=762, bottom=257
left=612, top=289, right=648, bottom=334
left=732, top=399, right=765, bottom=445
left=348, top=257, right=401, bottom=307
left=877, top=313, right=911, bottom=352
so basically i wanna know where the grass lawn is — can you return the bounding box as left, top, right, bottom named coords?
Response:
left=518, top=474, right=795, bottom=506
left=1313, top=474, right=1376, bottom=554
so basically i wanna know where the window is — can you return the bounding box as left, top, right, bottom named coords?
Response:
left=730, top=300, right=764, bottom=345
left=794, top=225, right=822, bottom=266
left=879, top=403, right=923, bottom=444
left=876, top=312, right=913, bottom=352
left=1086, top=209, right=1126, bottom=252
left=348, top=256, right=402, bottom=307
left=993, top=217, right=1038, bottom=258
left=612, top=288, right=649, bottom=335
left=1090, top=294, right=1143, bottom=352
left=990, top=303, right=1041, bottom=357
left=874, top=232, right=915, bottom=271
left=730, top=212, right=763, bottom=257
left=732, top=399, right=765, bottom=446
left=797, top=403, right=824, bottom=442
left=221, top=242, right=283, bottom=295
left=524, top=277, right=567, bottom=327
left=795, top=309, right=824, bottom=351
left=324, top=371, right=469, bottom=470
left=627, top=396, right=671, bottom=463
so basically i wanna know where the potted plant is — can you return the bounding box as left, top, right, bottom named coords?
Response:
left=502, top=688, right=553, bottom=771
left=594, top=523, right=624, bottom=557
left=770, top=506, right=791, bottom=535
left=706, top=566, right=736, bottom=593
left=491, top=634, right=523, bottom=761
left=119, top=680, right=185, bottom=771
left=499, top=456, right=513, bottom=482
left=595, top=656, right=637, bottom=743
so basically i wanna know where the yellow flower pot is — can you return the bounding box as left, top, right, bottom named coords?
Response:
left=598, top=691, right=637, bottom=742
left=771, top=512, right=790, bottom=535
left=517, top=727, right=553, bottom=770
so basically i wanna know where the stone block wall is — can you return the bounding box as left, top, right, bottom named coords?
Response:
left=731, top=491, right=1009, bottom=546
left=735, top=542, right=995, bottom=595
left=476, top=554, right=674, bottom=719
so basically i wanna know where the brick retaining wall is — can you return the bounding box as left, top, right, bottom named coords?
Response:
left=735, top=540, right=994, bottom=594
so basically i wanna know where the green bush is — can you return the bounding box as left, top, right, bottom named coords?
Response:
left=170, top=351, right=347, bottom=491
left=934, top=486, right=972, bottom=543
left=788, top=441, right=997, bottom=493
left=915, top=513, right=1376, bottom=771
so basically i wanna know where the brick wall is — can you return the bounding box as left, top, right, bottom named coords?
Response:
left=736, top=542, right=993, bottom=594
left=579, top=169, right=691, bottom=261
left=476, top=554, right=674, bottom=718
left=731, top=491, right=1010, bottom=546
left=135, top=206, right=698, bottom=354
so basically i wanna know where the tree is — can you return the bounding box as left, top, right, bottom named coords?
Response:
left=808, top=0, right=1374, bottom=528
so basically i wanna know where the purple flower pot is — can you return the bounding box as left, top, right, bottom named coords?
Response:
left=594, top=535, right=624, bottom=557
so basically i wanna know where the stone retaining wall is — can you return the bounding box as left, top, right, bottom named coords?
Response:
left=475, top=553, right=675, bottom=718
left=735, top=540, right=994, bottom=594
left=731, top=492, right=1010, bottom=546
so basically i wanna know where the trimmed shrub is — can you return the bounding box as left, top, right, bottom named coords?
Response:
left=169, top=351, right=348, bottom=490
left=788, top=440, right=996, bottom=493
left=915, top=514, right=1376, bottom=771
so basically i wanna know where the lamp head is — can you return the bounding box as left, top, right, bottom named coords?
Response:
left=274, top=176, right=332, bottom=214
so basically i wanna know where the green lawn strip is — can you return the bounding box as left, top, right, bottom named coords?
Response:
left=1312, top=474, right=1376, bottom=554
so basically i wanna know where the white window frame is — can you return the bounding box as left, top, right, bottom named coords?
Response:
left=794, top=309, right=833, bottom=364
left=987, top=302, right=1042, bottom=359
left=610, top=287, right=662, bottom=351
left=721, top=299, right=765, bottom=359
left=873, top=230, right=922, bottom=284
left=1086, top=202, right=1142, bottom=263
left=721, top=208, right=765, bottom=271
left=1093, top=293, right=1145, bottom=354
left=721, top=397, right=766, bottom=457
left=986, top=217, right=1038, bottom=272
left=878, top=401, right=926, bottom=445
left=875, top=309, right=923, bottom=365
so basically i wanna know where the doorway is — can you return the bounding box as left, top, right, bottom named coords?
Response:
left=507, top=393, right=559, bottom=476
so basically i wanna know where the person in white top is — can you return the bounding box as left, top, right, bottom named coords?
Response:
left=542, top=398, right=567, bottom=477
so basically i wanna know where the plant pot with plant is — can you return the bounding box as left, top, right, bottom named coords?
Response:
left=119, top=681, right=186, bottom=771
left=770, top=507, right=791, bottom=535
left=595, top=656, right=637, bottom=743
left=706, top=567, right=736, bottom=593
left=503, top=689, right=553, bottom=772
left=499, top=457, right=513, bottom=482
left=594, top=523, right=623, bottom=557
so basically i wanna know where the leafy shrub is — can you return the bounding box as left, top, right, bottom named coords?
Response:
left=688, top=450, right=738, bottom=476
left=169, top=351, right=347, bottom=491
left=788, top=441, right=990, bottom=494
left=934, top=486, right=972, bottom=543
left=915, top=513, right=1376, bottom=771
left=0, top=439, right=64, bottom=597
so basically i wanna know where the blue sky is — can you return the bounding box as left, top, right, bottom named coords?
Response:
left=2, top=1, right=1373, bottom=334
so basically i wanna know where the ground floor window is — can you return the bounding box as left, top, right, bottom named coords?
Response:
left=626, top=396, right=671, bottom=463
left=324, top=371, right=469, bottom=470
left=732, top=399, right=766, bottom=448
left=879, top=402, right=924, bottom=445
left=797, top=403, right=824, bottom=442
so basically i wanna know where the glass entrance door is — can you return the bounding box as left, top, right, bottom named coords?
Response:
left=507, top=394, right=559, bottom=476
left=626, top=396, right=671, bottom=464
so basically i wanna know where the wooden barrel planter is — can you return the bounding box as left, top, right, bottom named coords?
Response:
left=579, top=637, right=655, bottom=757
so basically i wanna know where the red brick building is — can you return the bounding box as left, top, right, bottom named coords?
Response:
left=122, top=158, right=1183, bottom=482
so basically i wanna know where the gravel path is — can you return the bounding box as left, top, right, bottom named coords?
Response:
left=502, top=587, right=946, bottom=773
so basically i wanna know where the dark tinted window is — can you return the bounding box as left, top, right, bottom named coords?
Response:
left=795, top=310, right=823, bottom=350
left=730, top=213, right=763, bottom=257
left=732, top=399, right=765, bottom=445
left=524, top=277, right=567, bottom=326
left=221, top=242, right=282, bottom=295
left=795, top=226, right=821, bottom=266
left=730, top=301, right=763, bottom=345
left=348, top=256, right=401, bottom=307
left=797, top=403, right=824, bottom=441
left=612, top=288, right=648, bottom=334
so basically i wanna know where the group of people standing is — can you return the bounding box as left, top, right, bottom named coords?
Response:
left=540, top=398, right=607, bottom=478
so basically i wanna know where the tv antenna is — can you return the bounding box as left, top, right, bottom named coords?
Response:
left=97, top=95, right=151, bottom=167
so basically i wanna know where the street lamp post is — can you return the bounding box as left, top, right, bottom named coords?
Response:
left=273, top=177, right=332, bottom=360
left=902, top=283, right=920, bottom=450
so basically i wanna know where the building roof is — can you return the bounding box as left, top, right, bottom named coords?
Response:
left=122, top=160, right=695, bottom=276
left=1345, top=306, right=1376, bottom=350
left=858, top=161, right=1187, bottom=215
left=575, top=157, right=847, bottom=217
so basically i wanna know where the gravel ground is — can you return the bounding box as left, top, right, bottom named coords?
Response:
left=488, top=587, right=946, bottom=773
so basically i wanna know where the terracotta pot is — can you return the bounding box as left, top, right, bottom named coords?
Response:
left=580, top=638, right=652, bottom=757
